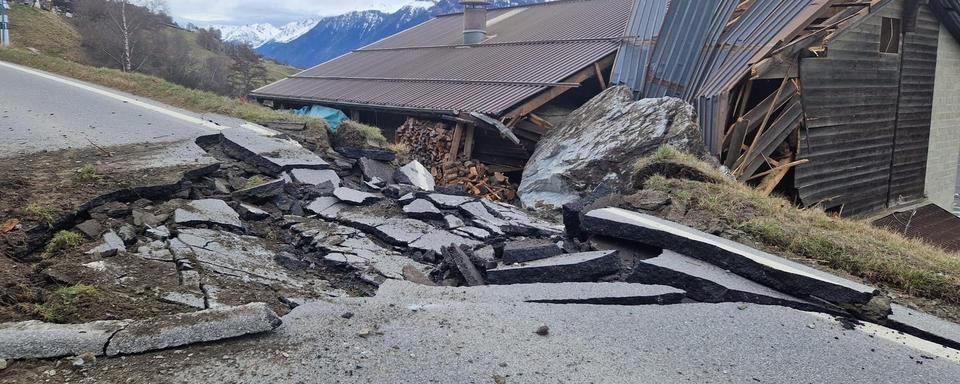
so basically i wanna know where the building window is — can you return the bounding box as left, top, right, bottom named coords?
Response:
left=881, top=17, right=902, bottom=54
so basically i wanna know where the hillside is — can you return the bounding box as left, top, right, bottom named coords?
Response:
left=4, top=5, right=296, bottom=90
left=255, top=0, right=544, bottom=68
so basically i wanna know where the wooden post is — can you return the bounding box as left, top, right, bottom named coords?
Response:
left=594, top=62, right=607, bottom=90
left=449, top=122, right=465, bottom=162
left=462, top=124, right=476, bottom=160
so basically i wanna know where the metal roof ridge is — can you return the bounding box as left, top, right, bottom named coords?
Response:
left=283, top=75, right=581, bottom=88
left=355, top=37, right=622, bottom=52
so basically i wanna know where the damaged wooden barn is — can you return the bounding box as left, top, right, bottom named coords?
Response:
left=251, top=0, right=633, bottom=200
left=612, top=0, right=960, bottom=216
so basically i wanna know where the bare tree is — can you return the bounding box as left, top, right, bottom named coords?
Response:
left=75, top=0, right=160, bottom=72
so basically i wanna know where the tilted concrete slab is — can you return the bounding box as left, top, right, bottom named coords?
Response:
left=218, top=128, right=328, bottom=175
left=630, top=250, right=827, bottom=312
left=174, top=199, right=242, bottom=230
left=105, top=303, right=281, bottom=356
left=0, top=320, right=130, bottom=359
left=888, top=304, right=960, bottom=350
left=487, top=250, right=620, bottom=285
left=375, top=280, right=685, bottom=305
left=582, top=208, right=878, bottom=305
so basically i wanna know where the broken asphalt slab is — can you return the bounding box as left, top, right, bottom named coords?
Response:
left=502, top=239, right=563, bottom=264
left=209, top=128, right=329, bottom=176
left=289, top=168, right=341, bottom=188
left=487, top=250, right=620, bottom=285
left=376, top=280, right=685, bottom=305
left=395, top=160, right=435, bottom=191
left=0, top=320, right=129, bottom=360
left=402, top=199, right=444, bottom=220
left=174, top=199, right=243, bottom=230
left=169, top=228, right=300, bottom=286
left=582, top=208, right=879, bottom=305
left=887, top=304, right=960, bottom=350
left=96, top=298, right=960, bottom=383
left=105, top=303, right=281, bottom=356
left=333, top=187, right=381, bottom=205
left=629, top=250, right=828, bottom=312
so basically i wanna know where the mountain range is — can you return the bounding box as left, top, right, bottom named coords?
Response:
left=212, top=0, right=545, bottom=69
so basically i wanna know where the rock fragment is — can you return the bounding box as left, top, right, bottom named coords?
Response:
left=289, top=169, right=341, bottom=188
left=105, top=303, right=282, bottom=356
left=395, top=160, right=435, bottom=191
left=238, top=204, right=270, bottom=220
left=74, top=220, right=103, bottom=239
left=502, top=239, right=563, bottom=264
left=444, top=215, right=465, bottom=229
left=486, top=250, right=620, bottom=285
left=85, top=231, right=126, bottom=256
left=174, top=199, right=243, bottom=230
left=231, top=178, right=286, bottom=201
left=359, top=157, right=396, bottom=184
left=442, top=246, right=486, bottom=286
left=333, top=187, right=381, bottom=205
left=402, top=199, right=443, bottom=220
left=0, top=320, right=130, bottom=359
left=146, top=225, right=171, bottom=240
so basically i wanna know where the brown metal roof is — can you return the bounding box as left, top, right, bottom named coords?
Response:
left=251, top=0, right=633, bottom=116
left=874, top=204, right=960, bottom=253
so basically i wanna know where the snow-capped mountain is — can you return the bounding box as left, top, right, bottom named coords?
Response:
left=212, top=18, right=320, bottom=48
left=256, top=0, right=545, bottom=69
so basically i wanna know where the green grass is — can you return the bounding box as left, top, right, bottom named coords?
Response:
left=17, top=303, right=58, bottom=322
left=56, top=284, right=100, bottom=304
left=45, top=230, right=85, bottom=254
left=246, top=175, right=269, bottom=188
left=26, top=203, right=56, bottom=227
left=7, top=4, right=84, bottom=61
left=338, top=120, right=390, bottom=147
left=637, top=148, right=960, bottom=306
left=76, top=164, right=104, bottom=182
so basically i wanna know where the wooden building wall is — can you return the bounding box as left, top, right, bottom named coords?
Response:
left=796, top=0, right=939, bottom=215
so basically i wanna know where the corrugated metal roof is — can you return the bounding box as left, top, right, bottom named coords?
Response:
left=252, top=0, right=633, bottom=116
left=931, top=0, right=960, bottom=40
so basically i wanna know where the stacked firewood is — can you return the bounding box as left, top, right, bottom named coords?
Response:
left=395, top=117, right=518, bottom=201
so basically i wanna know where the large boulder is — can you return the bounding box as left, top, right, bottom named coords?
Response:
left=519, top=87, right=708, bottom=208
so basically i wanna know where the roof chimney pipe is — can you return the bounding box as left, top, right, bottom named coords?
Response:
left=461, top=0, right=490, bottom=45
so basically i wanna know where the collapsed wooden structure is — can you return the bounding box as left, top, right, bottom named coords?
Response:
left=612, top=0, right=960, bottom=216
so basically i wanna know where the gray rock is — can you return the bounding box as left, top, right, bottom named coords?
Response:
left=117, top=224, right=138, bottom=245
left=359, top=158, right=396, bottom=184
left=213, top=178, right=232, bottom=194
left=238, top=204, right=270, bottom=220
left=305, top=196, right=341, bottom=215
left=425, top=194, right=474, bottom=209
left=0, top=320, right=129, bottom=359
left=132, top=210, right=167, bottom=228
left=290, top=169, right=341, bottom=188
left=74, top=220, right=103, bottom=239
left=105, top=303, right=281, bottom=356
left=519, top=88, right=709, bottom=207
left=503, top=239, right=563, bottom=264
left=887, top=304, right=960, bottom=350
left=442, top=246, right=485, bottom=286
left=365, top=179, right=385, bottom=190
left=403, top=199, right=443, bottom=220
left=0, top=358, right=6, bottom=370
left=371, top=218, right=433, bottom=246
left=146, top=225, right=171, bottom=240
left=160, top=292, right=207, bottom=309
left=174, top=199, right=243, bottom=230
left=136, top=241, right=173, bottom=262
left=395, top=160, right=435, bottom=191
left=629, top=250, right=821, bottom=311
left=581, top=208, right=879, bottom=306
left=231, top=178, right=286, bottom=201
left=454, top=226, right=492, bottom=241
left=486, top=250, right=620, bottom=285
left=88, top=202, right=129, bottom=221
left=333, top=187, right=381, bottom=205
left=473, top=246, right=499, bottom=270
left=444, top=215, right=465, bottom=229
left=220, top=128, right=329, bottom=175
left=409, top=230, right=481, bottom=254
left=85, top=231, right=126, bottom=256
left=383, top=184, right=421, bottom=199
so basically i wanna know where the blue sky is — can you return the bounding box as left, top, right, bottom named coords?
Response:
left=166, top=0, right=431, bottom=26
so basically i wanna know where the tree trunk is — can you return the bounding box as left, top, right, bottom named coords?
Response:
left=121, top=1, right=131, bottom=72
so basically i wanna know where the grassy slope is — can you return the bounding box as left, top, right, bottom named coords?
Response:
left=638, top=147, right=960, bottom=318
left=7, top=5, right=84, bottom=61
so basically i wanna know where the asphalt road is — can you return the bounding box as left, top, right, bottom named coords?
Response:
left=0, top=61, right=233, bottom=157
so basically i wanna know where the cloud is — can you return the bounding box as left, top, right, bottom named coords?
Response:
left=166, top=0, right=432, bottom=25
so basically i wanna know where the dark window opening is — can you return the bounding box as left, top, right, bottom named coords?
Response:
left=881, top=17, right=902, bottom=54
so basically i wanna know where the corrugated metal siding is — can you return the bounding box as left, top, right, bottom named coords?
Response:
left=696, top=0, right=829, bottom=155
left=251, top=0, right=632, bottom=116
left=931, top=0, right=960, bottom=40
left=609, top=0, right=670, bottom=96
left=796, top=2, right=904, bottom=215
left=889, top=5, right=940, bottom=203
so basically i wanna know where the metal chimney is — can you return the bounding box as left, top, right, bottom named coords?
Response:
left=461, top=0, right=490, bottom=45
